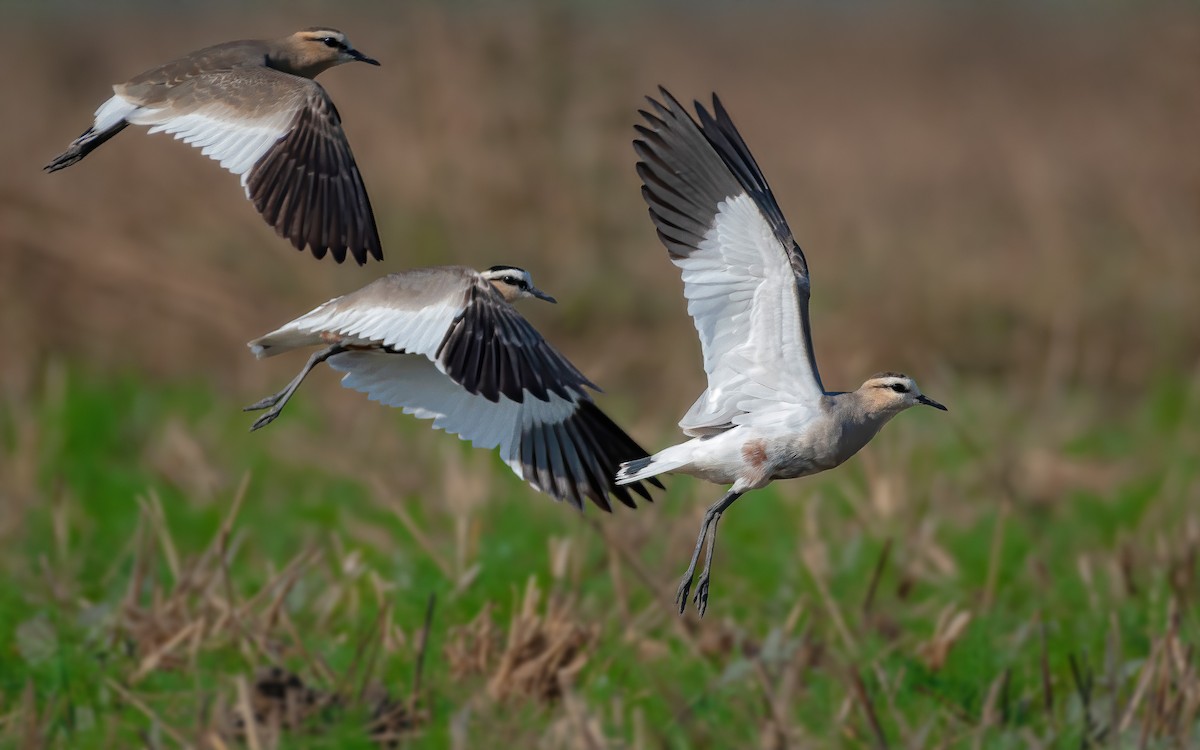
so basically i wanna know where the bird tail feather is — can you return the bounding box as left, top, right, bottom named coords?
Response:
left=45, top=96, right=138, bottom=173
left=616, top=447, right=689, bottom=485
left=45, top=121, right=129, bottom=172
left=247, top=327, right=329, bottom=359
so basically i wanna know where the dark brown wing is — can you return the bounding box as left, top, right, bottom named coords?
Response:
left=516, top=399, right=662, bottom=511
left=246, top=84, right=382, bottom=264
left=436, top=281, right=598, bottom=403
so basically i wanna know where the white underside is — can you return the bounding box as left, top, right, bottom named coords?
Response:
left=95, top=93, right=291, bottom=190
left=250, top=299, right=462, bottom=360
left=330, top=352, right=583, bottom=491
left=617, top=404, right=827, bottom=490
left=674, top=193, right=826, bottom=436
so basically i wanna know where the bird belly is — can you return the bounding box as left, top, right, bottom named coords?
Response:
left=767, top=450, right=835, bottom=481
left=677, top=463, right=744, bottom=486
left=665, top=429, right=753, bottom=486
left=672, top=428, right=830, bottom=489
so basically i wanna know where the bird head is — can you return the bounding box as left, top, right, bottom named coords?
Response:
left=859, top=372, right=947, bottom=415
left=280, top=28, right=380, bottom=77
left=482, top=266, right=557, bottom=304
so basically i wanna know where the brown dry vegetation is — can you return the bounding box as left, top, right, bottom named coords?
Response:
left=2, top=2, right=1200, bottom=748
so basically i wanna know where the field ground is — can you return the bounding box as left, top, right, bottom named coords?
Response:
left=2, top=2, right=1199, bottom=747
left=2, top=364, right=1198, bottom=747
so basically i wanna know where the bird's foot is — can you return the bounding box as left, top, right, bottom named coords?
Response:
left=243, top=392, right=284, bottom=412
left=674, top=573, right=695, bottom=615
left=692, top=573, right=712, bottom=618
left=248, top=407, right=284, bottom=432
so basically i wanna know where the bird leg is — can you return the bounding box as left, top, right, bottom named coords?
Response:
left=244, top=344, right=345, bottom=431
left=674, top=489, right=743, bottom=617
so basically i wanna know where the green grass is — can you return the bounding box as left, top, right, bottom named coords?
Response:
left=1, top=367, right=1198, bottom=748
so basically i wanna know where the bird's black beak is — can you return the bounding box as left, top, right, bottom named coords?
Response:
left=348, top=48, right=381, bottom=66
left=918, top=394, right=948, bottom=411
left=531, top=287, right=557, bottom=304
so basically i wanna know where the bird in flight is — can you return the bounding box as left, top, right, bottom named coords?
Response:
left=618, top=89, right=947, bottom=617
left=46, top=28, right=382, bottom=264
left=246, top=265, right=662, bottom=510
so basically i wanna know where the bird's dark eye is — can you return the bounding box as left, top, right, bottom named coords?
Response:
left=321, top=37, right=344, bottom=49
left=890, top=383, right=909, bottom=394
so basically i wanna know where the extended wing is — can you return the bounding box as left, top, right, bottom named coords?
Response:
left=634, top=89, right=824, bottom=435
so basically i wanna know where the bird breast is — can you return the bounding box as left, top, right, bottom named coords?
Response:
left=761, top=430, right=845, bottom=482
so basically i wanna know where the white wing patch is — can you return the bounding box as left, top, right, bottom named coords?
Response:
left=251, top=299, right=463, bottom=359
left=330, top=351, right=581, bottom=487
left=87, top=93, right=288, bottom=195
left=131, top=104, right=292, bottom=189
left=674, top=193, right=823, bottom=433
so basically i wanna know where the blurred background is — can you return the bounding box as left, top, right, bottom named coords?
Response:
left=7, top=1, right=1197, bottom=401
left=2, top=1, right=1198, bottom=746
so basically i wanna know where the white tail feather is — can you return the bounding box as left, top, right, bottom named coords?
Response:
left=93, top=95, right=139, bottom=133
left=616, top=445, right=691, bottom=485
